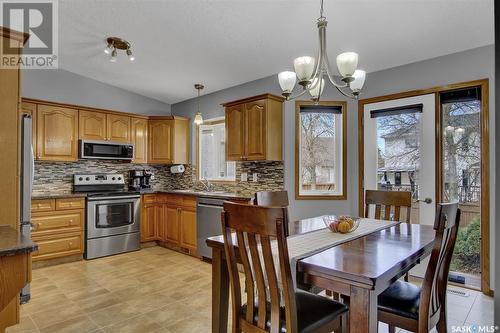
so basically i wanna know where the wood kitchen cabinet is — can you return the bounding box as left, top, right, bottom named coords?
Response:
left=31, top=197, right=85, bottom=262
left=79, top=111, right=131, bottom=143
left=140, top=193, right=197, bottom=255
left=37, top=104, right=79, bottom=161
left=148, top=116, right=189, bottom=164
left=107, top=114, right=131, bottom=142
left=223, top=93, right=284, bottom=161
left=79, top=110, right=106, bottom=141
left=131, top=117, right=148, bottom=163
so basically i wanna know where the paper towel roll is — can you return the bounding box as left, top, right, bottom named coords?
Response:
left=170, top=164, right=185, bottom=174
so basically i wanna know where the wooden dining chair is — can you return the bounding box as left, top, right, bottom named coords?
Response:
left=377, top=202, right=461, bottom=333
left=364, top=190, right=412, bottom=223
left=254, top=190, right=290, bottom=206
left=254, top=191, right=290, bottom=236
left=221, top=201, right=348, bottom=333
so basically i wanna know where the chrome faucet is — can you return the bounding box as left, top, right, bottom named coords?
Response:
left=199, top=178, right=213, bottom=192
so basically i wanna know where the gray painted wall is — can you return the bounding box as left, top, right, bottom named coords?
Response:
left=22, top=68, right=171, bottom=115
left=172, top=44, right=495, bottom=286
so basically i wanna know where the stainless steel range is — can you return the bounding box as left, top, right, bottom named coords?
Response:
left=74, top=174, right=141, bottom=259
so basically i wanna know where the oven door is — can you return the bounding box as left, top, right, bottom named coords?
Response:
left=87, top=196, right=140, bottom=239
left=80, top=140, right=134, bottom=160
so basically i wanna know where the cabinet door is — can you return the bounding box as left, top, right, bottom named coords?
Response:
left=244, top=100, right=266, bottom=160
left=79, top=110, right=106, bottom=141
left=21, top=102, right=37, bottom=151
left=37, top=105, right=78, bottom=161
left=225, top=104, right=245, bottom=161
left=141, top=204, right=157, bottom=242
left=180, top=208, right=197, bottom=251
left=148, top=120, right=173, bottom=163
left=131, top=117, right=148, bottom=163
left=165, top=206, right=180, bottom=244
left=107, top=114, right=131, bottom=143
left=155, top=204, right=165, bottom=241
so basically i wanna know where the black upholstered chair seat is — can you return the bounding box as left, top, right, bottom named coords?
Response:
left=378, top=280, right=421, bottom=319
left=242, top=289, right=348, bottom=333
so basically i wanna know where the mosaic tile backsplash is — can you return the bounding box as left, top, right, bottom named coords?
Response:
left=33, top=160, right=284, bottom=196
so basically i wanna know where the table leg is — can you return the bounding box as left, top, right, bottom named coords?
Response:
left=349, top=286, right=377, bottom=333
left=212, top=247, right=229, bottom=333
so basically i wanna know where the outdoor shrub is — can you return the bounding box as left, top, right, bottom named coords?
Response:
left=451, top=216, right=481, bottom=274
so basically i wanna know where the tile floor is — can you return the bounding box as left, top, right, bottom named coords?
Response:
left=6, top=246, right=494, bottom=333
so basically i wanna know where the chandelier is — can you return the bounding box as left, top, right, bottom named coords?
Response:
left=277, top=0, right=366, bottom=102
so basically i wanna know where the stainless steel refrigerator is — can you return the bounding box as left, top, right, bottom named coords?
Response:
left=20, top=114, right=34, bottom=304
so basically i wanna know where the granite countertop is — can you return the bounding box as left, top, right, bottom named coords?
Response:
left=31, top=193, right=87, bottom=200
left=142, top=189, right=253, bottom=201
left=0, top=226, right=37, bottom=256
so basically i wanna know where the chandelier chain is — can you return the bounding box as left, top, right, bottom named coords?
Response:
left=318, top=0, right=326, bottom=21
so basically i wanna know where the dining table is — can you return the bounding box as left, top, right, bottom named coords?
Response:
left=206, top=215, right=436, bottom=333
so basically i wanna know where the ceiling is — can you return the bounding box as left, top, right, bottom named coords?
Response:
left=59, top=0, right=494, bottom=104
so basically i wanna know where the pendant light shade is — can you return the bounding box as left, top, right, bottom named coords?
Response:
left=336, top=52, right=359, bottom=77
left=294, top=56, right=315, bottom=82
left=278, top=71, right=297, bottom=93
left=194, top=84, right=205, bottom=125
left=350, top=69, right=366, bottom=92
left=308, top=78, right=325, bottom=99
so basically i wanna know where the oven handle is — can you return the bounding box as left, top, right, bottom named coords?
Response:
left=87, top=195, right=141, bottom=201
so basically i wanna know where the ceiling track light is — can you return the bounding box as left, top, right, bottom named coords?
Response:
left=104, top=37, right=135, bottom=63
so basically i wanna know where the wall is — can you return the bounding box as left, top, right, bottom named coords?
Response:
left=172, top=44, right=495, bottom=286
left=22, top=68, right=171, bottom=116
left=33, top=160, right=284, bottom=197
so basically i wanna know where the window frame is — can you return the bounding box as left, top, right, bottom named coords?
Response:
left=295, top=100, right=347, bottom=200
left=196, top=117, right=236, bottom=182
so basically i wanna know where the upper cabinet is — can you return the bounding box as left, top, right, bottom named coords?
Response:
left=79, top=110, right=106, bottom=141
left=21, top=98, right=189, bottom=164
left=107, top=114, right=131, bottom=142
left=148, top=117, right=189, bottom=165
left=37, top=105, right=79, bottom=161
left=223, top=94, right=284, bottom=161
left=131, top=117, right=148, bottom=164
left=79, top=111, right=131, bottom=143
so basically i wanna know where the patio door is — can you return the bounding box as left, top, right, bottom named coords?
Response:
left=362, top=94, right=436, bottom=277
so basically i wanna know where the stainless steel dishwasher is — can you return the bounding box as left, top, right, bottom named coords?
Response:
left=197, top=197, right=225, bottom=260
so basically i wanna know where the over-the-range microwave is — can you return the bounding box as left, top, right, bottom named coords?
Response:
left=79, top=140, right=134, bottom=160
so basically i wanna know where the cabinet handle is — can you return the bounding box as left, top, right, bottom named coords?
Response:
left=68, top=242, right=73, bottom=247
left=69, top=219, right=73, bottom=223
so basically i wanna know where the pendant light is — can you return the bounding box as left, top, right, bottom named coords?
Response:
left=194, top=84, right=205, bottom=125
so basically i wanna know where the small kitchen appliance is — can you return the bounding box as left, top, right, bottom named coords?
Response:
left=128, top=169, right=153, bottom=191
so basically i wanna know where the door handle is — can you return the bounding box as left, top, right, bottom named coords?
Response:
left=417, top=198, right=432, bottom=204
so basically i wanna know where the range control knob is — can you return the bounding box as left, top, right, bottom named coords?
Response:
left=78, top=177, right=83, bottom=181
left=118, top=177, right=122, bottom=181
left=85, top=177, right=90, bottom=181
left=112, top=177, right=116, bottom=181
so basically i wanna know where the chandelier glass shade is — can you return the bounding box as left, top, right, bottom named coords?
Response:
left=277, top=0, right=366, bottom=102
left=193, top=84, right=205, bottom=125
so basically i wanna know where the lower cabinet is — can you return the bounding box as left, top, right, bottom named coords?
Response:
left=140, top=194, right=197, bottom=255
left=31, top=197, right=85, bottom=261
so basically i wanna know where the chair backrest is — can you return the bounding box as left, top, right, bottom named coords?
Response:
left=365, top=190, right=412, bottom=222
left=254, top=191, right=290, bottom=236
left=254, top=191, right=290, bottom=207
left=221, top=201, right=297, bottom=333
left=419, top=202, right=461, bottom=331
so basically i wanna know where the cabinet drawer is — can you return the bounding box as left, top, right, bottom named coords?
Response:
left=55, top=197, right=85, bottom=210
left=31, top=199, right=55, bottom=212
left=32, top=211, right=83, bottom=236
left=163, top=194, right=196, bottom=208
left=32, top=233, right=83, bottom=261
left=143, top=194, right=158, bottom=204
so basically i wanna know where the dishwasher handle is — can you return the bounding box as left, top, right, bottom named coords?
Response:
left=197, top=203, right=224, bottom=209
